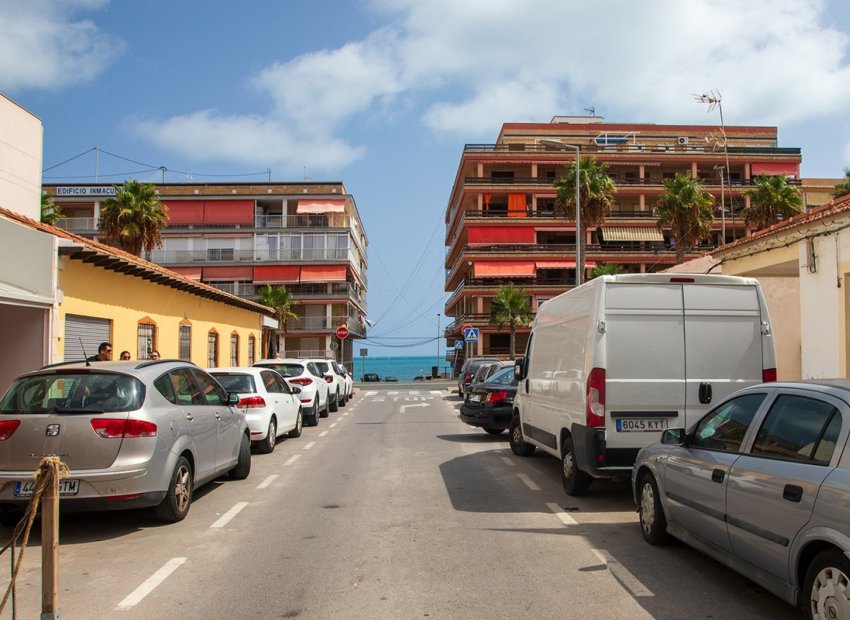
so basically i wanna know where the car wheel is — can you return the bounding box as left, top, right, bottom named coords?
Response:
left=154, top=456, right=193, bottom=522
left=330, top=390, right=339, bottom=412
left=320, top=395, right=330, bottom=418
left=638, top=473, right=671, bottom=545
left=561, top=437, right=591, bottom=496
left=307, top=397, right=320, bottom=426
left=509, top=416, right=535, bottom=457
left=484, top=427, right=505, bottom=435
left=805, top=549, right=850, bottom=620
left=229, top=433, right=252, bottom=480
left=289, top=408, right=303, bottom=438
left=257, top=418, right=276, bottom=454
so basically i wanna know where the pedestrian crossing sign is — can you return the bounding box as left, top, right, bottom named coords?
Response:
left=463, top=327, right=479, bottom=342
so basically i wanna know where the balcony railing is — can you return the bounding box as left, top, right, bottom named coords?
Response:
left=289, top=315, right=366, bottom=336
left=463, top=143, right=801, bottom=157
left=460, top=209, right=658, bottom=221
left=151, top=248, right=350, bottom=263
left=255, top=214, right=350, bottom=229
left=55, top=217, right=97, bottom=232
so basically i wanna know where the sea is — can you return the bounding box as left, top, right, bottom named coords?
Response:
left=347, top=355, right=450, bottom=382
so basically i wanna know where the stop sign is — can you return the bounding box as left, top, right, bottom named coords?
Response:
left=336, top=326, right=349, bottom=340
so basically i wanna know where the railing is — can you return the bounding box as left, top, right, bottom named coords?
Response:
left=282, top=349, right=335, bottom=359
left=464, top=143, right=801, bottom=156
left=255, top=214, right=350, bottom=228
left=289, top=315, right=367, bottom=335
left=55, top=217, right=97, bottom=232
left=151, top=248, right=351, bottom=263
left=462, top=175, right=800, bottom=189
left=460, top=209, right=657, bottom=221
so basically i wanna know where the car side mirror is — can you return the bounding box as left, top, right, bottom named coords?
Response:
left=291, top=386, right=302, bottom=395
left=661, top=428, right=686, bottom=446
left=228, top=392, right=240, bottom=405
left=514, top=357, right=526, bottom=381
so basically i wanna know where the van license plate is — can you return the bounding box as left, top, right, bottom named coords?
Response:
left=14, top=479, right=79, bottom=497
left=616, top=419, right=668, bottom=432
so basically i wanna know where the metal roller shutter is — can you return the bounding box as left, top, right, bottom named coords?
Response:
left=64, top=314, right=111, bottom=361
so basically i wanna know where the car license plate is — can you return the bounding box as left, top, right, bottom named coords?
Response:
left=616, top=418, right=668, bottom=432
left=14, top=479, right=80, bottom=497
left=468, top=394, right=481, bottom=403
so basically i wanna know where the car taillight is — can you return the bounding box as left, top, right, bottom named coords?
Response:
left=485, top=390, right=508, bottom=404
left=90, top=418, right=157, bottom=438
left=289, top=377, right=313, bottom=386
left=0, top=420, right=20, bottom=441
left=464, top=372, right=471, bottom=384
left=763, top=368, right=777, bottom=382
left=238, top=395, right=266, bottom=408
left=324, top=375, right=333, bottom=383
left=586, top=368, right=606, bottom=428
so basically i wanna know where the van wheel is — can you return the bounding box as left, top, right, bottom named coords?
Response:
left=561, top=437, right=591, bottom=496
left=638, top=473, right=670, bottom=545
left=509, top=417, right=535, bottom=456
left=804, top=549, right=850, bottom=620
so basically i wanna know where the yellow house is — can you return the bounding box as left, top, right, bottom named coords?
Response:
left=0, top=206, right=276, bottom=369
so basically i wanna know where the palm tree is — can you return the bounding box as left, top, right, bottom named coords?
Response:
left=257, top=285, right=299, bottom=357
left=590, top=263, right=625, bottom=279
left=99, top=180, right=169, bottom=256
left=553, top=156, right=616, bottom=283
left=741, top=174, right=803, bottom=230
left=490, top=284, right=532, bottom=360
left=654, top=173, right=715, bottom=264
left=833, top=168, right=850, bottom=199
left=40, top=192, right=65, bottom=226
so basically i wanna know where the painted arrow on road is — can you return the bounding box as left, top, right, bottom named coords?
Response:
left=400, top=402, right=430, bottom=413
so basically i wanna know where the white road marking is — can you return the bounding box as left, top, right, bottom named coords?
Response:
left=284, top=454, right=301, bottom=466
left=365, top=391, right=377, bottom=396
left=303, top=441, right=316, bottom=450
left=329, top=422, right=338, bottom=428
left=429, top=390, right=443, bottom=395
left=341, top=412, right=349, bottom=417
left=256, top=474, right=278, bottom=489
left=591, top=549, right=654, bottom=598
left=400, top=402, right=430, bottom=413
left=500, top=456, right=514, bottom=466
left=319, top=431, right=329, bottom=437
left=517, top=473, right=540, bottom=490
left=408, top=390, right=420, bottom=395
left=388, top=391, right=399, bottom=396
left=210, top=502, right=249, bottom=529
left=116, top=557, right=187, bottom=610
left=546, top=501, right=578, bottom=526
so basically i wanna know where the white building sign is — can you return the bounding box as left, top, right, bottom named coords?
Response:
left=55, top=186, right=116, bottom=197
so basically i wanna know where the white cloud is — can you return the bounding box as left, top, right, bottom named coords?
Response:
left=0, top=0, right=123, bottom=92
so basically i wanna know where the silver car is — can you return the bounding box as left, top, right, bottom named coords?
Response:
left=0, top=360, right=251, bottom=524
left=632, top=380, right=850, bottom=619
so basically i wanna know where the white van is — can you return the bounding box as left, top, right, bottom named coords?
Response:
left=510, top=274, right=776, bottom=495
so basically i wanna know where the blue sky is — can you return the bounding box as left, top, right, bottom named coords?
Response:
left=3, top=0, right=850, bottom=357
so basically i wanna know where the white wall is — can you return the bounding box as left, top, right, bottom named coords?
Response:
left=0, top=95, right=42, bottom=220
left=757, top=276, right=802, bottom=380
left=799, top=234, right=845, bottom=378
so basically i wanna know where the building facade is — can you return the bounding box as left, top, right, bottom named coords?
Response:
left=444, top=116, right=814, bottom=368
left=44, top=182, right=368, bottom=366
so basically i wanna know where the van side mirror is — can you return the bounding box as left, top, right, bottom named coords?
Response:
left=514, top=357, right=526, bottom=381
left=661, top=428, right=686, bottom=446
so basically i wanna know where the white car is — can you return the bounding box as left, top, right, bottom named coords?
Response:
left=253, top=359, right=329, bottom=426
left=211, top=367, right=303, bottom=454
left=335, top=362, right=354, bottom=402
left=310, top=359, right=345, bottom=412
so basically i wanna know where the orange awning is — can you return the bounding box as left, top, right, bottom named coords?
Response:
left=474, top=260, right=536, bottom=278
left=467, top=226, right=535, bottom=245
left=300, top=264, right=347, bottom=282
left=296, top=199, right=346, bottom=214
left=535, top=260, right=576, bottom=269
left=253, top=265, right=301, bottom=283
left=508, top=193, right=527, bottom=218
left=203, top=266, right=253, bottom=280
left=169, top=266, right=202, bottom=279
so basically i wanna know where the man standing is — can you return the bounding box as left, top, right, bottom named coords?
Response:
left=88, top=342, right=112, bottom=362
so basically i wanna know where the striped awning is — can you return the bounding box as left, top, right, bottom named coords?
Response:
left=601, top=226, right=664, bottom=242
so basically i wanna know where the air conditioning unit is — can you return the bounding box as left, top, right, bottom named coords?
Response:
left=677, top=136, right=689, bottom=145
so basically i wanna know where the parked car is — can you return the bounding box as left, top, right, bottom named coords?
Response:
left=335, top=362, right=354, bottom=403
left=362, top=373, right=381, bottom=382
left=211, top=367, right=303, bottom=454
left=459, top=366, right=518, bottom=435
left=253, top=359, right=329, bottom=426
left=0, top=360, right=251, bottom=524
left=311, top=359, right=344, bottom=412
left=511, top=273, right=776, bottom=496
left=457, top=357, right=500, bottom=397
left=384, top=376, right=398, bottom=382
left=633, top=380, right=850, bottom=618
left=467, top=362, right=513, bottom=400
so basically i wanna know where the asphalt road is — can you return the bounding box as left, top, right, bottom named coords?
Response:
left=1, top=384, right=799, bottom=619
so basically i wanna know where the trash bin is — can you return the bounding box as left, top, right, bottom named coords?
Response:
left=431, top=366, right=439, bottom=379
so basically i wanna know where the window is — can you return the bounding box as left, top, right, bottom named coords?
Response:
left=179, top=323, right=192, bottom=361
left=261, top=371, right=281, bottom=393
left=752, top=394, right=842, bottom=464
left=248, top=336, right=256, bottom=365
left=137, top=318, right=157, bottom=360
left=166, top=369, right=203, bottom=406
left=230, top=332, right=239, bottom=366
left=691, top=393, right=767, bottom=452
left=207, top=330, right=219, bottom=368
left=191, top=369, right=227, bottom=406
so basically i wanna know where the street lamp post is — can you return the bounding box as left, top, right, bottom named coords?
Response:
left=436, top=313, right=441, bottom=379
left=539, top=139, right=582, bottom=285
left=714, top=164, right=726, bottom=243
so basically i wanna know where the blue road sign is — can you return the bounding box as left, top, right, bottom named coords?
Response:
left=463, top=327, right=479, bottom=342
left=454, top=340, right=464, bottom=350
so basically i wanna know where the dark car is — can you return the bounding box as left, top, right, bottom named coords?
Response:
left=362, top=373, right=381, bottom=382
left=384, top=376, right=398, bottom=382
left=459, top=367, right=518, bottom=435
left=457, top=357, right=500, bottom=397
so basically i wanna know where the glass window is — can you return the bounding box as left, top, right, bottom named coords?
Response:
left=207, top=331, right=218, bottom=368
left=275, top=375, right=292, bottom=394
left=230, top=334, right=239, bottom=366
left=248, top=336, right=256, bottom=366
left=138, top=322, right=156, bottom=360
left=154, top=373, right=177, bottom=404
left=211, top=373, right=255, bottom=394
left=692, top=393, right=767, bottom=452
left=752, top=394, right=841, bottom=464
left=0, top=373, right=145, bottom=413
left=256, top=363, right=303, bottom=378
left=167, top=369, right=204, bottom=406
left=488, top=367, right=518, bottom=385
left=179, top=324, right=191, bottom=361
left=261, top=371, right=281, bottom=393
left=191, top=369, right=227, bottom=406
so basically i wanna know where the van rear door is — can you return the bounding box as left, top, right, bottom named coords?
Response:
left=682, top=283, right=765, bottom=429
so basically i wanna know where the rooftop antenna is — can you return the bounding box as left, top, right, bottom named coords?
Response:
left=80, top=338, right=91, bottom=366
left=303, top=166, right=311, bottom=181
left=584, top=106, right=596, bottom=116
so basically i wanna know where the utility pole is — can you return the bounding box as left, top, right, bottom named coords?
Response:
left=436, top=313, right=441, bottom=378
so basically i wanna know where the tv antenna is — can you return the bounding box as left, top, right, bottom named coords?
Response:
left=584, top=106, right=596, bottom=116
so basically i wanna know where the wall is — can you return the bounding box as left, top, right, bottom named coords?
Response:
left=0, top=95, right=42, bottom=220
left=58, top=259, right=264, bottom=368
left=756, top=277, right=801, bottom=380
left=0, top=305, right=48, bottom=394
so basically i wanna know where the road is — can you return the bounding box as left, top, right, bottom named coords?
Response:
left=1, top=384, right=798, bottom=619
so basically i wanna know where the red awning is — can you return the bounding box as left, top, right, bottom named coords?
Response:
left=203, top=200, right=254, bottom=225
left=202, top=266, right=253, bottom=280
left=253, top=265, right=301, bottom=283
left=474, top=260, right=536, bottom=278
left=164, top=200, right=204, bottom=225
left=467, top=226, right=535, bottom=245
left=300, top=265, right=347, bottom=282
left=751, top=162, right=800, bottom=177
left=535, top=260, right=576, bottom=269
left=296, top=199, right=346, bottom=214
left=169, top=266, right=202, bottom=279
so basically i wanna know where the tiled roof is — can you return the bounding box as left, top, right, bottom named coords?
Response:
left=713, top=192, right=850, bottom=255
left=0, top=205, right=274, bottom=316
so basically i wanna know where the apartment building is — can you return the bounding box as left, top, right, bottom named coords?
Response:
left=444, top=115, right=813, bottom=366
left=44, top=182, right=368, bottom=365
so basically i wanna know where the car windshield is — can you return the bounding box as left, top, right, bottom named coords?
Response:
left=212, top=374, right=256, bottom=393
left=486, top=367, right=517, bottom=385
left=258, top=363, right=303, bottom=378
left=0, top=372, right=145, bottom=414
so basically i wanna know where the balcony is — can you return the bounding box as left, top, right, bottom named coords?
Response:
left=289, top=315, right=366, bottom=336
left=55, top=217, right=97, bottom=233
left=255, top=214, right=351, bottom=229
left=150, top=248, right=351, bottom=264
left=463, top=143, right=801, bottom=157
